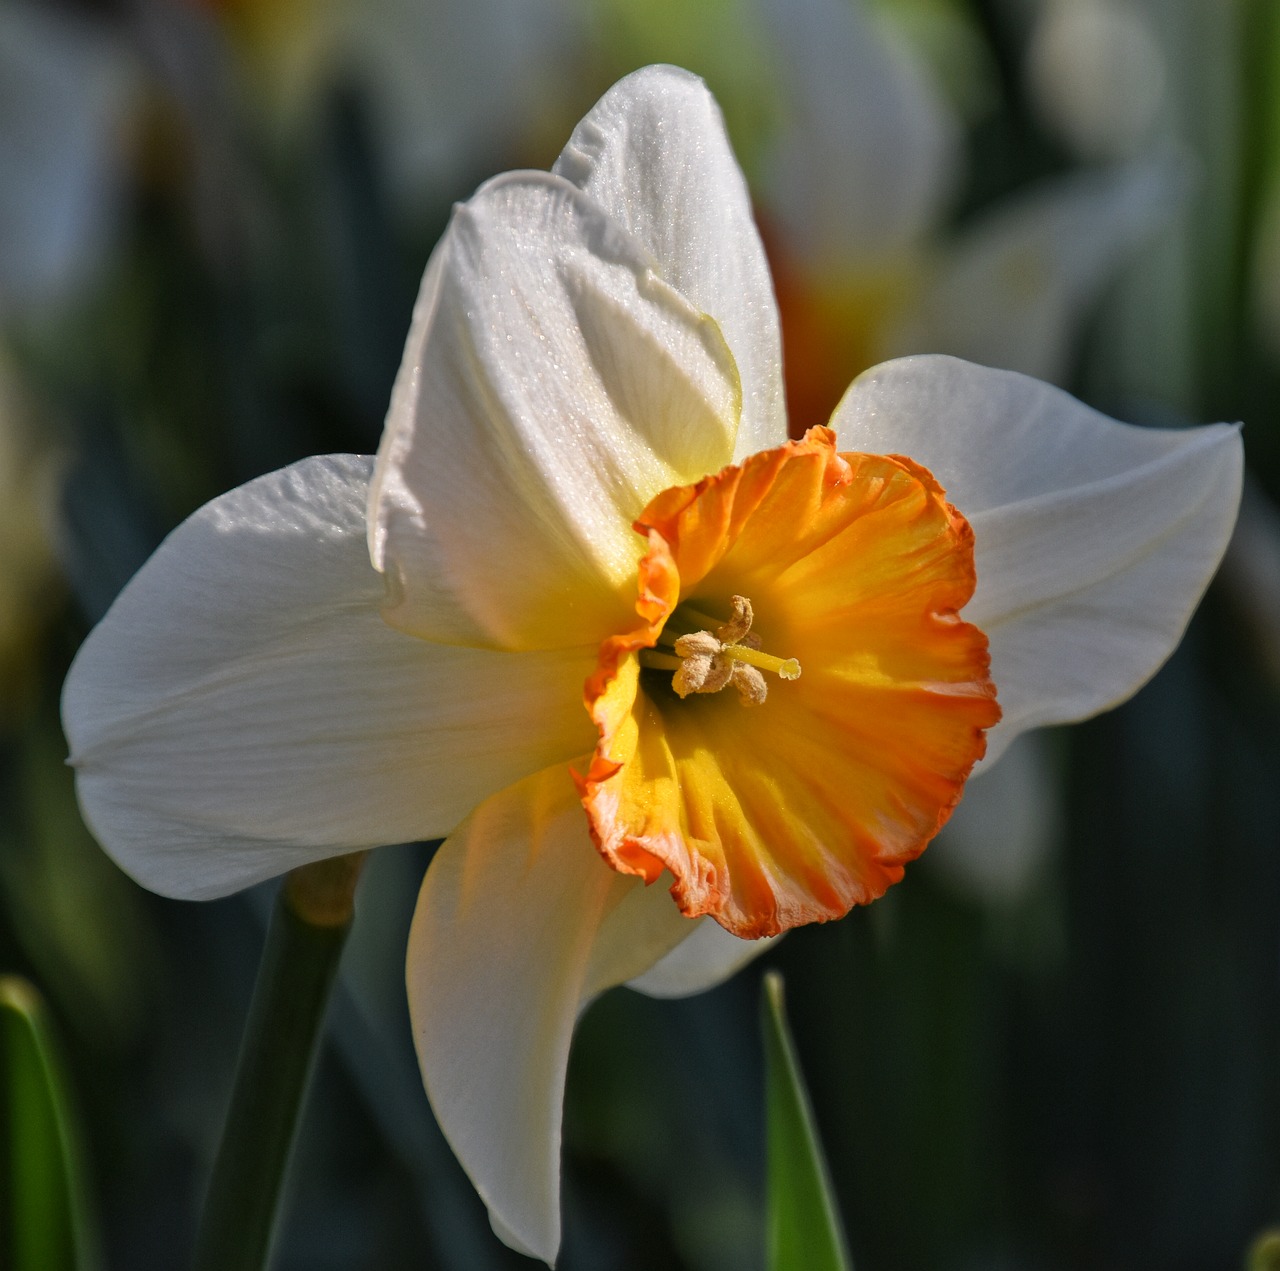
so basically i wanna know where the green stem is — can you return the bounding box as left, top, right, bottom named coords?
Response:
left=192, top=853, right=366, bottom=1271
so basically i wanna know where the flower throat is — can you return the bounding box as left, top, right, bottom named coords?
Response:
left=637, top=594, right=801, bottom=706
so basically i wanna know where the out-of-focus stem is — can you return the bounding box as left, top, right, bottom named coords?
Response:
left=191, top=852, right=366, bottom=1271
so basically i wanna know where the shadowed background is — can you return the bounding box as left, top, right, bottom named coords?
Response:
left=1, top=0, right=1278, bottom=1267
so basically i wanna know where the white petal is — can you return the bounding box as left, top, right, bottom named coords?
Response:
left=627, top=917, right=775, bottom=999
left=407, top=764, right=693, bottom=1264
left=553, top=64, right=787, bottom=459
left=371, top=171, right=742, bottom=652
left=62, top=455, right=596, bottom=900
left=894, top=156, right=1181, bottom=383
left=759, top=0, right=960, bottom=267
left=834, top=357, right=1243, bottom=762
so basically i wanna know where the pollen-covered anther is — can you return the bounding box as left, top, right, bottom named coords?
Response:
left=671, top=633, right=734, bottom=697
left=715, top=594, right=755, bottom=645
left=665, top=595, right=800, bottom=704
left=729, top=662, right=768, bottom=706
left=672, top=631, right=722, bottom=659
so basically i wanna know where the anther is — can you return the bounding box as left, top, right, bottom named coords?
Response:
left=663, top=594, right=801, bottom=704
left=715, top=595, right=754, bottom=645
left=729, top=662, right=768, bottom=706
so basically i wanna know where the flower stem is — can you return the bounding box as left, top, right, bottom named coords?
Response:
left=192, top=852, right=366, bottom=1271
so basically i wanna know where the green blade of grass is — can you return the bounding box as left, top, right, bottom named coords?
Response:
left=0, top=976, right=101, bottom=1271
left=761, top=969, right=853, bottom=1271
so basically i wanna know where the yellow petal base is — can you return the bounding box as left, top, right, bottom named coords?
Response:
left=576, top=428, right=1000, bottom=939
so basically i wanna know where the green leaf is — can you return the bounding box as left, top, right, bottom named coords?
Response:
left=0, top=976, right=101, bottom=1271
left=761, top=970, right=853, bottom=1271
left=1248, top=1230, right=1280, bottom=1271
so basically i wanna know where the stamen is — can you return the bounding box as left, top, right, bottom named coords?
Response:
left=653, top=617, right=704, bottom=650
left=637, top=650, right=684, bottom=672
left=673, top=604, right=724, bottom=633
left=672, top=631, right=721, bottom=658
left=721, top=645, right=802, bottom=680
left=714, top=595, right=754, bottom=645
left=674, top=651, right=733, bottom=697
left=659, top=593, right=802, bottom=703
left=729, top=662, right=768, bottom=706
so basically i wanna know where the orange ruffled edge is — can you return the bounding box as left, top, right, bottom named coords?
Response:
left=573, top=428, right=1000, bottom=938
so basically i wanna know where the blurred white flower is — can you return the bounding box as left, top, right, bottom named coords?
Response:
left=0, top=2, right=136, bottom=319
left=1026, top=0, right=1167, bottom=163
left=759, top=0, right=1181, bottom=428
left=216, top=0, right=579, bottom=206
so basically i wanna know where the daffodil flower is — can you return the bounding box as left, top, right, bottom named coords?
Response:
left=62, top=65, right=1241, bottom=1264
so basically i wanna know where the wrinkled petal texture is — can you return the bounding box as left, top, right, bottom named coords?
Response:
left=553, top=64, right=787, bottom=460
left=838, top=356, right=1243, bottom=761
left=371, top=171, right=742, bottom=652
left=61, top=456, right=596, bottom=899
left=407, top=764, right=693, bottom=1264
left=579, top=429, right=999, bottom=939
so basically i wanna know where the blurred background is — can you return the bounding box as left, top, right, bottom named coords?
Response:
left=1, top=0, right=1279, bottom=1267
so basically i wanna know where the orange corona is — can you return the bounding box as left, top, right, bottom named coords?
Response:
left=577, top=427, right=1001, bottom=939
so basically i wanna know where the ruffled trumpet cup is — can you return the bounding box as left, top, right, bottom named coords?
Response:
left=579, top=427, right=1000, bottom=939
left=62, top=65, right=1242, bottom=1264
